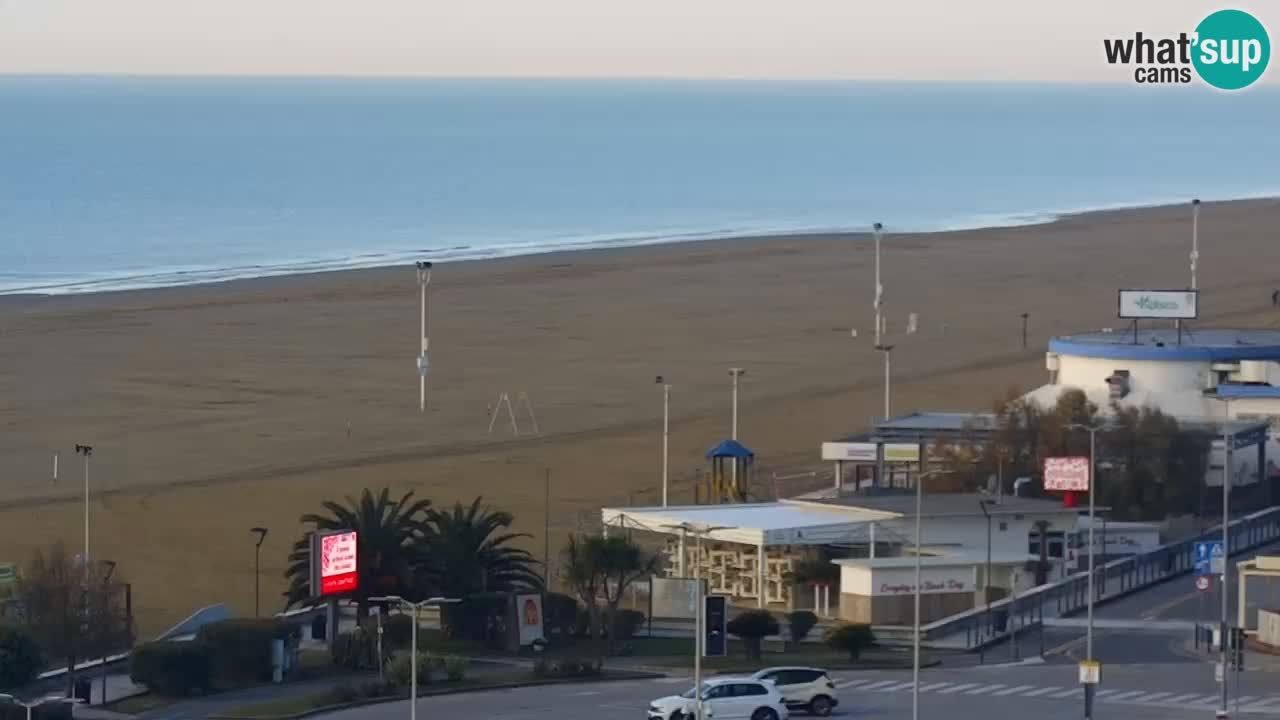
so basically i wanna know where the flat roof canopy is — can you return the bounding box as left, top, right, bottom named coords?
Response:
left=601, top=503, right=902, bottom=547
left=799, top=492, right=1078, bottom=519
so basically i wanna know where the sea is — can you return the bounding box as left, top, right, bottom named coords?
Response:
left=2, top=76, right=1279, bottom=295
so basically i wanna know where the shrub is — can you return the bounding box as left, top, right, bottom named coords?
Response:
left=726, top=610, right=779, bottom=659
left=195, top=618, right=296, bottom=686
left=443, top=655, right=466, bottom=682
left=533, top=655, right=600, bottom=679
left=332, top=629, right=375, bottom=671
left=445, top=593, right=511, bottom=648
left=327, top=683, right=360, bottom=704
left=824, top=623, right=875, bottom=660
left=363, top=613, right=415, bottom=652
left=0, top=703, right=72, bottom=720
left=611, top=609, right=646, bottom=641
left=786, top=611, right=819, bottom=644
left=130, top=641, right=213, bottom=697
left=360, top=679, right=397, bottom=699
left=388, top=652, right=432, bottom=688
left=0, top=624, right=44, bottom=690
left=543, top=593, right=579, bottom=646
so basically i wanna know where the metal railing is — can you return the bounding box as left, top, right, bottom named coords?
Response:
left=922, top=506, right=1280, bottom=652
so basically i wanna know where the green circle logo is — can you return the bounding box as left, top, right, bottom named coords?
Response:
left=1192, top=9, right=1270, bottom=90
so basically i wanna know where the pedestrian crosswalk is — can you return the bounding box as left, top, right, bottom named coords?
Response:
left=832, top=678, right=1280, bottom=714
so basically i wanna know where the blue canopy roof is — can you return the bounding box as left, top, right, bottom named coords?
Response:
left=706, top=439, right=755, bottom=460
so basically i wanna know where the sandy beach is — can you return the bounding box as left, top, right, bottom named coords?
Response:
left=3, top=198, right=1280, bottom=636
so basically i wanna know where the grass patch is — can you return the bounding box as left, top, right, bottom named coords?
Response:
left=102, top=693, right=180, bottom=715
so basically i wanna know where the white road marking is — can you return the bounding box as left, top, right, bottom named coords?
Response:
left=918, top=682, right=953, bottom=692
left=570, top=690, right=603, bottom=697
left=1046, top=689, right=1079, bottom=699
left=1166, top=694, right=1205, bottom=704
left=878, top=681, right=916, bottom=692
left=1021, top=687, right=1061, bottom=697
left=938, top=683, right=980, bottom=694
left=994, top=685, right=1036, bottom=696
left=964, top=684, right=1006, bottom=695
left=1129, top=692, right=1173, bottom=703
left=1092, top=689, right=1122, bottom=698
left=858, top=680, right=899, bottom=691
left=1105, top=690, right=1149, bottom=702
left=835, top=679, right=877, bottom=689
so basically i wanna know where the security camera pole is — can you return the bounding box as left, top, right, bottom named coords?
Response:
left=416, top=261, right=433, bottom=412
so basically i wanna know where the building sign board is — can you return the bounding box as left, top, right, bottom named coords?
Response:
left=1044, top=456, right=1090, bottom=492
left=310, top=529, right=359, bottom=597
left=1118, top=289, right=1198, bottom=319
left=821, top=442, right=878, bottom=461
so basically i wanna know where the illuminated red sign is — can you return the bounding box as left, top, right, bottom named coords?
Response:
left=315, top=530, right=358, bottom=596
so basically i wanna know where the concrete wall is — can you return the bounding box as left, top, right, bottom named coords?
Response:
left=839, top=592, right=972, bottom=626
left=1258, top=608, right=1280, bottom=647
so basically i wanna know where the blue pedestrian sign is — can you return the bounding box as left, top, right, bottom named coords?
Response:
left=1195, top=541, right=1224, bottom=576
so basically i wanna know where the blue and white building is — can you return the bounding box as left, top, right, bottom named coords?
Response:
left=1025, top=328, right=1280, bottom=489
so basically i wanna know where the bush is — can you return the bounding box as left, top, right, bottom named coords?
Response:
left=824, top=623, right=875, bottom=660
left=611, top=609, right=646, bottom=641
left=726, top=610, right=779, bottom=659
left=332, top=629, right=375, bottom=671
left=363, top=613, right=415, bottom=652
left=445, top=593, right=511, bottom=648
left=786, top=611, right=819, bottom=644
left=195, top=618, right=296, bottom=686
left=443, top=655, right=466, bottom=682
left=532, top=655, right=599, bottom=679
left=360, top=679, right=398, bottom=699
left=327, top=683, right=360, bottom=704
left=130, top=641, right=213, bottom=697
left=0, top=703, right=72, bottom=720
left=0, top=624, right=44, bottom=690
left=388, top=652, right=432, bottom=688
left=543, top=593, right=579, bottom=645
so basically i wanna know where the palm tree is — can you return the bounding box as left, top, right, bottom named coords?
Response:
left=562, top=533, right=656, bottom=666
left=422, top=497, right=543, bottom=598
left=284, top=488, right=433, bottom=617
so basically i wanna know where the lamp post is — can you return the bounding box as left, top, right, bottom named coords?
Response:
left=728, top=368, right=746, bottom=493
left=664, top=523, right=733, bottom=720
left=871, top=222, right=893, bottom=419
left=1067, top=421, right=1106, bottom=720
left=657, top=376, right=671, bottom=507
left=1216, top=397, right=1232, bottom=720
left=978, top=499, right=995, bottom=663
left=251, top=528, right=268, bottom=617
left=368, top=596, right=460, bottom=720
left=912, top=469, right=953, bottom=720
left=415, top=261, right=433, bottom=413
left=74, top=444, right=93, bottom=563
left=0, top=695, right=84, bottom=720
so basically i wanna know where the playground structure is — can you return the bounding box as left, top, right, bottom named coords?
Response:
left=698, top=439, right=755, bottom=504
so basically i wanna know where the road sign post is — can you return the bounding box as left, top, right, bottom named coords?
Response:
left=1079, top=659, right=1100, bottom=718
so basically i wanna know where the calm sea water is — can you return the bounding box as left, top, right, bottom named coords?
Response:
left=2, top=77, right=1279, bottom=295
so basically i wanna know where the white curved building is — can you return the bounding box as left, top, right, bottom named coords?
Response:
left=1024, top=328, right=1280, bottom=487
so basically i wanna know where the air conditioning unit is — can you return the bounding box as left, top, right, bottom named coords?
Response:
left=1236, top=360, right=1273, bottom=384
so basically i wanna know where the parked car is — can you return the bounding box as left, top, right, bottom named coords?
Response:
left=649, top=677, right=791, bottom=720
left=751, top=667, right=839, bottom=716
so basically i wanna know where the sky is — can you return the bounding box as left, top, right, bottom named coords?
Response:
left=0, top=0, right=1275, bottom=82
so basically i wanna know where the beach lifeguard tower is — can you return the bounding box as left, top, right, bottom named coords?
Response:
left=701, top=439, right=755, bottom=504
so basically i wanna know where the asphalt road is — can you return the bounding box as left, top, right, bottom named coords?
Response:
left=322, top=661, right=1280, bottom=720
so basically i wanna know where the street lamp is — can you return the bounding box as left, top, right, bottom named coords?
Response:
left=657, top=376, right=671, bottom=507
left=0, top=695, right=83, bottom=720
left=251, top=528, right=268, bottom=617
left=977, top=499, right=995, bottom=662
left=415, top=261, right=433, bottom=413
left=871, top=222, right=893, bottom=419
left=663, top=523, right=734, bottom=720
left=728, top=368, right=746, bottom=493
left=1067, top=421, right=1107, bottom=720
left=368, top=596, right=460, bottom=720
left=1214, top=396, right=1232, bottom=720
left=911, top=469, right=953, bottom=720
left=74, top=444, right=93, bottom=563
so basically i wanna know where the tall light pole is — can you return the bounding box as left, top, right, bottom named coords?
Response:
left=1191, top=198, right=1201, bottom=291
left=912, top=469, right=953, bottom=720
left=416, top=261, right=433, bottom=413
left=871, top=222, right=892, bottom=419
left=1217, top=396, right=1232, bottom=720
left=368, top=596, right=460, bottom=720
left=251, top=528, right=268, bottom=617
left=663, top=523, right=733, bottom=720
left=657, top=376, right=671, bottom=507
left=978, top=499, right=994, bottom=662
left=1067, top=422, right=1105, bottom=719
left=729, top=368, right=745, bottom=494
left=74, top=444, right=93, bottom=563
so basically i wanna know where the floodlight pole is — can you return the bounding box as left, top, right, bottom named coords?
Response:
left=416, top=262, right=433, bottom=413
left=872, top=222, right=892, bottom=419
left=75, top=444, right=93, bottom=563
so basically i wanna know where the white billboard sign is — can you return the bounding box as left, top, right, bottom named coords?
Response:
left=1044, top=456, right=1090, bottom=492
left=822, top=442, right=877, bottom=461
left=884, top=444, right=921, bottom=463
left=1118, top=289, right=1198, bottom=319
left=515, top=593, right=545, bottom=646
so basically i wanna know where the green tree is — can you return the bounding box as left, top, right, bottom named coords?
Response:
left=824, top=623, right=875, bottom=660
left=284, top=488, right=434, bottom=618
left=727, top=610, right=779, bottom=659
left=0, top=624, right=44, bottom=690
left=422, top=497, right=543, bottom=599
left=562, top=534, right=656, bottom=666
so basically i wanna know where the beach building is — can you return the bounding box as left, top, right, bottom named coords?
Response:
left=601, top=493, right=1079, bottom=623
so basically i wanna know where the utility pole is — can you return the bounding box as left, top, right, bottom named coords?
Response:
left=872, top=222, right=892, bottom=419
left=978, top=499, right=994, bottom=663
left=251, top=528, right=268, bottom=617
left=1220, top=398, right=1231, bottom=720
left=416, top=261, right=433, bottom=412
left=1068, top=422, right=1104, bottom=719
left=728, top=368, right=745, bottom=493
left=75, top=444, right=93, bottom=563
left=657, top=376, right=670, bottom=507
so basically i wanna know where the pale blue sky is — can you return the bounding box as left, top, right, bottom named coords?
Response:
left=0, top=0, right=1274, bottom=81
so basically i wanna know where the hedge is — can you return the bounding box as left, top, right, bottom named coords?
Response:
left=130, top=641, right=213, bottom=697
left=195, top=619, right=296, bottom=686
left=0, top=624, right=44, bottom=691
